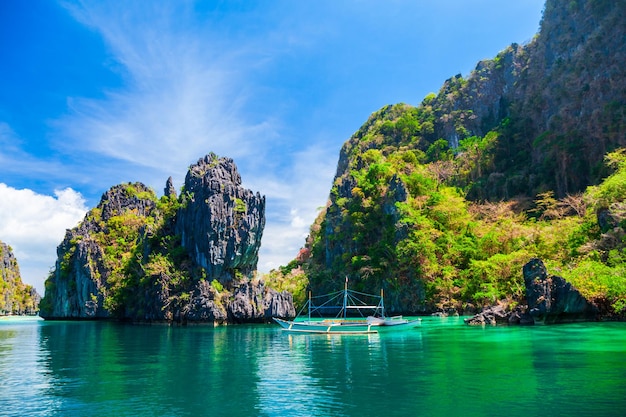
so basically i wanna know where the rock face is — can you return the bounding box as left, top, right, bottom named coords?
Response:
left=0, top=241, right=40, bottom=315
left=523, top=258, right=598, bottom=324
left=227, top=280, right=296, bottom=323
left=40, top=154, right=294, bottom=323
left=431, top=44, right=528, bottom=149
left=176, top=154, right=265, bottom=284
left=164, top=176, right=177, bottom=198
left=40, top=184, right=151, bottom=319
left=429, top=0, right=626, bottom=198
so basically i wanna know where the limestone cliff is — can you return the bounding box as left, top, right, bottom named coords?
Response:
left=297, top=0, right=626, bottom=314
left=428, top=0, right=626, bottom=198
left=39, top=154, right=294, bottom=323
left=0, top=241, right=39, bottom=315
left=39, top=183, right=155, bottom=319
left=333, top=0, right=626, bottom=201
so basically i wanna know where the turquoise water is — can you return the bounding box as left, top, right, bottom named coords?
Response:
left=1, top=316, right=625, bottom=416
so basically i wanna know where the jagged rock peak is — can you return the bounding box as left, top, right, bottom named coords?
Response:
left=186, top=152, right=242, bottom=187
left=177, top=153, right=265, bottom=284
left=40, top=153, right=280, bottom=323
left=39, top=182, right=160, bottom=321
left=164, top=176, right=177, bottom=199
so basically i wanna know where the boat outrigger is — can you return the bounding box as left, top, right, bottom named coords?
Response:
left=273, top=279, right=421, bottom=334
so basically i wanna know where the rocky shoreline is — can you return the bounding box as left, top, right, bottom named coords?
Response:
left=465, top=258, right=602, bottom=325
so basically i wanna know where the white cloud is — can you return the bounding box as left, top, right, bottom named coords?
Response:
left=290, top=209, right=307, bottom=228
left=0, top=184, right=88, bottom=293
left=252, top=144, right=337, bottom=272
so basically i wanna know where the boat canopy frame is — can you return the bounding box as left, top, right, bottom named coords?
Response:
left=298, top=280, right=386, bottom=321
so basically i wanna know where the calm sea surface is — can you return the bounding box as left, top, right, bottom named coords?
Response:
left=1, top=316, right=625, bottom=416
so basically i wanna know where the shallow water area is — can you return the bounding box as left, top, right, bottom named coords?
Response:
left=1, top=315, right=625, bottom=416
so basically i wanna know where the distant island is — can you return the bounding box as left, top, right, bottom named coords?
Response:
left=0, top=241, right=39, bottom=316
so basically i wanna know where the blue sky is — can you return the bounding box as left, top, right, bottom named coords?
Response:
left=0, top=0, right=544, bottom=293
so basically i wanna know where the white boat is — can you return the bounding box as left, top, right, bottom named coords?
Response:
left=273, top=317, right=379, bottom=334
left=366, top=315, right=419, bottom=327
left=273, top=279, right=421, bottom=334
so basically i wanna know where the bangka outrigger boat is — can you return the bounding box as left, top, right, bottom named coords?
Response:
left=273, top=279, right=421, bottom=334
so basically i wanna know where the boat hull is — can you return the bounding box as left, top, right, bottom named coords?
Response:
left=273, top=318, right=378, bottom=334
left=273, top=317, right=421, bottom=334
left=373, top=318, right=422, bottom=331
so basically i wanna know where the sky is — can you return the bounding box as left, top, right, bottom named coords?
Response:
left=0, top=0, right=545, bottom=294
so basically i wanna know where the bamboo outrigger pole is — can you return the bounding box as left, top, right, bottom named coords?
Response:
left=343, top=277, right=348, bottom=319
left=381, top=288, right=385, bottom=318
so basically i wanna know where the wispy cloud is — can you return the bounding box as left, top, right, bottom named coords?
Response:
left=50, top=1, right=337, bottom=272
left=56, top=1, right=275, bottom=177
left=0, top=184, right=88, bottom=293
left=0, top=122, right=69, bottom=183
left=1, top=1, right=338, bottom=290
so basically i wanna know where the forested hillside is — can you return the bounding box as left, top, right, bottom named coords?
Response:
left=266, top=0, right=626, bottom=317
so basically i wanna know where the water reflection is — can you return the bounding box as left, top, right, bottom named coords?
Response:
left=528, top=323, right=626, bottom=416
left=255, top=328, right=424, bottom=416
left=37, top=322, right=270, bottom=416
left=0, top=320, right=428, bottom=416
left=7, top=317, right=622, bottom=416
left=0, top=318, right=57, bottom=415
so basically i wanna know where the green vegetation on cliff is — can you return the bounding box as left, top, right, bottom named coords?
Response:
left=40, top=181, right=221, bottom=320
left=1, top=241, right=39, bottom=315
left=91, top=185, right=198, bottom=317
left=276, top=140, right=626, bottom=316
